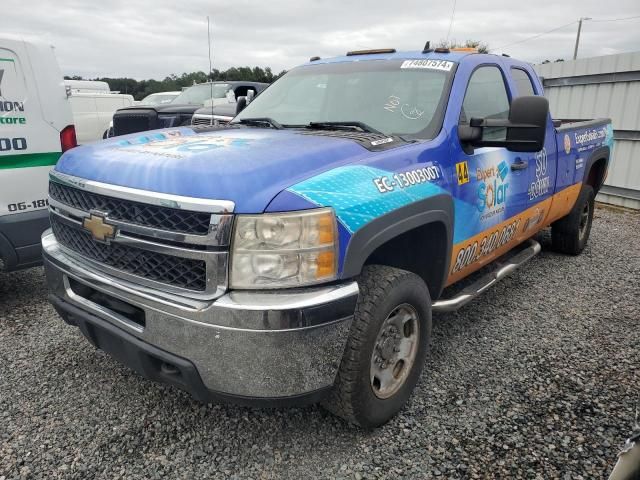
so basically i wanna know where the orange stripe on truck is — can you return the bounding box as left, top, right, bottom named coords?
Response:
left=445, top=182, right=582, bottom=286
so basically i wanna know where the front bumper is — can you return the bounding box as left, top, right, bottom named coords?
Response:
left=42, top=230, right=358, bottom=405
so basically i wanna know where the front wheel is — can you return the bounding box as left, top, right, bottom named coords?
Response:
left=322, top=265, right=432, bottom=428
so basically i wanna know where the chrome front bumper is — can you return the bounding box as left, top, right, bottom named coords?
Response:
left=42, top=230, right=358, bottom=402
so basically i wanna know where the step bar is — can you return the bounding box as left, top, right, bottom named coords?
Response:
left=432, top=239, right=542, bottom=313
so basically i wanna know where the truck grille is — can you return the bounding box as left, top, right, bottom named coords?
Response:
left=51, top=216, right=207, bottom=291
left=112, top=109, right=158, bottom=136
left=192, top=116, right=213, bottom=126
left=49, top=182, right=212, bottom=235
left=48, top=172, right=233, bottom=298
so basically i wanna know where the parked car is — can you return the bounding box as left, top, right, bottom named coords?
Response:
left=69, top=92, right=134, bottom=144
left=139, top=91, right=180, bottom=106
left=112, top=81, right=267, bottom=136
left=43, top=48, right=612, bottom=427
left=0, top=36, right=76, bottom=272
left=191, top=102, right=238, bottom=127
left=192, top=87, right=264, bottom=126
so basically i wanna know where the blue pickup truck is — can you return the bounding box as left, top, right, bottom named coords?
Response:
left=42, top=47, right=612, bottom=427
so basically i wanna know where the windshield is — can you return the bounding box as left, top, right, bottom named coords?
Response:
left=173, top=84, right=230, bottom=105
left=234, top=60, right=454, bottom=139
left=141, top=93, right=178, bottom=105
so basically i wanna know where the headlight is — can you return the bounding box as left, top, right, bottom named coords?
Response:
left=157, top=114, right=179, bottom=127
left=230, top=208, right=338, bottom=289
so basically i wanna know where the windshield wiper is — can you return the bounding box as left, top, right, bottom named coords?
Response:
left=307, top=121, right=383, bottom=135
left=396, top=135, right=418, bottom=143
left=237, top=117, right=283, bottom=129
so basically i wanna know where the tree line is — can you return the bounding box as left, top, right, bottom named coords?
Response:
left=65, top=66, right=286, bottom=100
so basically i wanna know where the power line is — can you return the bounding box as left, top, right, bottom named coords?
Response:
left=491, top=15, right=640, bottom=52
left=490, top=20, right=577, bottom=51
left=591, top=15, right=640, bottom=22
left=446, top=0, right=457, bottom=42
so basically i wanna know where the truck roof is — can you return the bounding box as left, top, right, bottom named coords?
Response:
left=303, top=49, right=534, bottom=75
left=305, top=49, right=475, bottom=66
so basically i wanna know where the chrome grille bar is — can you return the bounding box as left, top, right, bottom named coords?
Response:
left=48, top=170, right=234, bottom=300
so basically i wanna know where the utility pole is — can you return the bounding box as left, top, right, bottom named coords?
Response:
left=573, top=17, right=592, bottom=60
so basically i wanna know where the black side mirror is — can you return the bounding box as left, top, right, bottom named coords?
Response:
left=458, top=95, right=549, bottom=153
left=236, top=96, right=247, bottom=115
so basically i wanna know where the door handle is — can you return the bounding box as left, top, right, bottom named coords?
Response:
left=511, top=159, right=528, bottom=171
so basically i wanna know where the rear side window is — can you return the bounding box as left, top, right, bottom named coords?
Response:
left=460, top=66, right=510, bottom=140
left=511, top=68, right=536, bottom=97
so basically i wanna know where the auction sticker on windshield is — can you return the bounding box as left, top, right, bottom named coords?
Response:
left=400, top=60, right=454, bottom=71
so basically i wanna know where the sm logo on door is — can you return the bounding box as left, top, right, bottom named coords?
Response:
left=477, top=160, right=509, bottom=220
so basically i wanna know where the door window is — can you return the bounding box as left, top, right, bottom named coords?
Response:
left=459, top=66, right=510, bottom=141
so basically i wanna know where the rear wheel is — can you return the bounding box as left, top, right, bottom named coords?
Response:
left=551, top=185, right=595, bottom=255
left=322, top=265, right=431, bottom=428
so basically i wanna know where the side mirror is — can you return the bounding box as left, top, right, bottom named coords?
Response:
left=236, top=96, right=247, bottom=115
left=246, top=89, right=255, bottom=104
left=458, top=96, right=549, bottom=153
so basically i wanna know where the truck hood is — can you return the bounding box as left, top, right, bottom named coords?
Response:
left=194, top=104, right=236, bottom=117
left=118, top=104, right=201, bottom=114
left=54, top=127, right=373, bottom=213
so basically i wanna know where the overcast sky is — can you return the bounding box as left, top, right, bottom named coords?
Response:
left=4, top=0, right=640, bottom=79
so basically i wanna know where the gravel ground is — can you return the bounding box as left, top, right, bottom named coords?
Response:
left=1, top=205, right=638, bottom=479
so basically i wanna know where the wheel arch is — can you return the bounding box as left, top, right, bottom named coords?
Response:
left=341, top=194, right=454, bottom=301
left=582, top=146, right=610, bottom=194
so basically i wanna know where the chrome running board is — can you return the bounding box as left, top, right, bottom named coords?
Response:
left=432, top=239, right=542, bottom=313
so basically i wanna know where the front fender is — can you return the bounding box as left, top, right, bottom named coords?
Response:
left=342, top=194, right=454, bottom=298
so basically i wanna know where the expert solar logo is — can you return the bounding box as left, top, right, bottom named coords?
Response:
left=477, top=160, right=509, bottom=219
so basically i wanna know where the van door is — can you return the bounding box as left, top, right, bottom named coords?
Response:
left=0, top=38, right=74, bottom=270
left=0, top=44, right=57, bottom=216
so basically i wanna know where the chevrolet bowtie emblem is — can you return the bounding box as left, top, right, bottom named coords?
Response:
left=82, top=213, right=116, bottom=242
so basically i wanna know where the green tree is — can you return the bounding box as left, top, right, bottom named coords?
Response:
left=66, top=66, right=286, bottom=100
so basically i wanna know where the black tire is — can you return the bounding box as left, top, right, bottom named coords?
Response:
left=322, top=265, right=432, bottom=428
left=551, top=184, right=595, bottom=255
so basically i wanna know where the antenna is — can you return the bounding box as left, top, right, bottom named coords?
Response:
left=446, top=0, right=457, bottom=43
left=207, top=16, right=214, bottom=118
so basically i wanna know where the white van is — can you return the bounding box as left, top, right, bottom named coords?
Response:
left=69, top=92, right=134, bottom=143
left=0, top=37, right=75, bottom=271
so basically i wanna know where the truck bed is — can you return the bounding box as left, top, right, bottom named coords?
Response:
left=554, top=117, right=613, bottom=184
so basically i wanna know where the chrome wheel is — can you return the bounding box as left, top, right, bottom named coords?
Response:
left=578, top=201, right=590, bottom=241
left=370, top=303, right=420, bottom=399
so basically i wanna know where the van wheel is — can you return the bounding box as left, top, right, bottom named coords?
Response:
left=551, top=185, right=595, bottom=255
left=322, top=265, right=431, bottom=428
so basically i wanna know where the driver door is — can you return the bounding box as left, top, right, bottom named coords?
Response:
left=448, top=65, right=533, bottom=280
